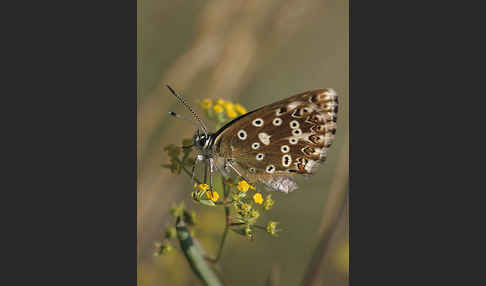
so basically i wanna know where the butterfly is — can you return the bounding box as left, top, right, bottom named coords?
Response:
left=167, top=85, right=338, bottom=194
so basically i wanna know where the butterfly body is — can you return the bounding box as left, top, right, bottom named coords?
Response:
left=191, top=88, right=338, bottom=193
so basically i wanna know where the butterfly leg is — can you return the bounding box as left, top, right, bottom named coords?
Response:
left=192, top=154, right=204, bottom=186
left=203, top=159, right=208, bottom=184
left=208, top=157, right=214, bottom=193
left=226, top=160, right=256, bottom=189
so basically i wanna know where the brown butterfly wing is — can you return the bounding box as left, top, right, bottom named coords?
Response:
left=212, top=89, right=338, bottom=193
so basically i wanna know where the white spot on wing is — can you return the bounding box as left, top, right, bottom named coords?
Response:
left=252, top=118, right=264, bottom=127
left=282, top=154, right=292, bottom=167
left=258, top=132, right=271, bottom=145
left=287, top=101, right=302, bottom=110
left=266, top=165, right=276, bottom=174
left=256, top=153, right=265, bottom=161
left=324, top=88, right=337, bottom=100
left=290, top=120, right=299, bottom=129
left=238, top=130, right=247, bottom=140
left=273, top=117, right=282, bottom=126
left=327, top=101, right=338, bottom=109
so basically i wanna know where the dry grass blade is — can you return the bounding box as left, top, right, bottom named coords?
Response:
left=300, top=145, right=349, bottom=286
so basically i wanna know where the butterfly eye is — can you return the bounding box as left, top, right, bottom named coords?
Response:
left=237, top=130, right=247, bottom=140
left=265, top=165, right=276, bottom=174
left=281, top=145, right=290, bottom=153
left=292, top=129, right=302, bottom=136
left=290, top=120, right=300, bottom=129
left=289, top=138, right=298, bottom=145
left=282, top=154, right=292, bottom=167
left=252, top=118, right=264, bottom=127
left=251, top=142, right=260, bottom=150
left=249, top=167, right=256, bottom=173
left=256, top=153, right=265, bottom=161
left=272, top=118, right=282, bottom=126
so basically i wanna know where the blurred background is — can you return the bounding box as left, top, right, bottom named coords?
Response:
left=138, top=0, right=348, bottom=285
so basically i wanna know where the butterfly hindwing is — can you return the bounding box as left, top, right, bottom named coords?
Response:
left=213, top=89, right=338, bottom=193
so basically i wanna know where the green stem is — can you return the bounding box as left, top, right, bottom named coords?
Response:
left=253, top=224, right=267, bottom=230
left=176, top=219, right=223, bottom=286
left=212, top=178, right=230, bottom=263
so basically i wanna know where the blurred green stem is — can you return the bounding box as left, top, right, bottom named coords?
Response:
left=300, top=147, right=349, bottom=286
left=176, top=218, right=223, bottom=286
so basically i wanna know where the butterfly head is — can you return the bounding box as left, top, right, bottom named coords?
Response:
left=193, top=129, right=213, bottom=152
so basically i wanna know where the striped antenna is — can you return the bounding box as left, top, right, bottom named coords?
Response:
left=166, top=85, right=208, bottom=136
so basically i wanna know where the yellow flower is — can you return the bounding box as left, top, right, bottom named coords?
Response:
left=216, top=98, right=226, bottom=106
left=223, top=101, right=234, bottom=109
left=224, top=101, right=238, bottom=118
left=206, top=191, right=219, bottom=202
left=226, top=108, right=238, bottom=118
left=200, top=99, right=212, bottom=110
left=237, top=180, right=250, bottom=192
left=197, top=184, right=210, bottom=192
left=234, top=104, right=247, bottom=114
left=253, top=193, right=264, bottom=204
left=213, top=104, right=224, bottom=113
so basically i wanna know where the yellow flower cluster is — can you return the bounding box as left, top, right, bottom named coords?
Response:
left=193, top=183, right=219, bottom=202
left=263, top=194, right=275, bottom=211
left=266, top=221, right=280, bottom=236
left=213, top=104, right=223, bottom=113
left=200, top=98, right=247, bottom=120
left=154, top=240, right=174, bottom=256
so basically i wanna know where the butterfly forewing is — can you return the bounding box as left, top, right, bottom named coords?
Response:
left=212, top=89, right=338, bottom=193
